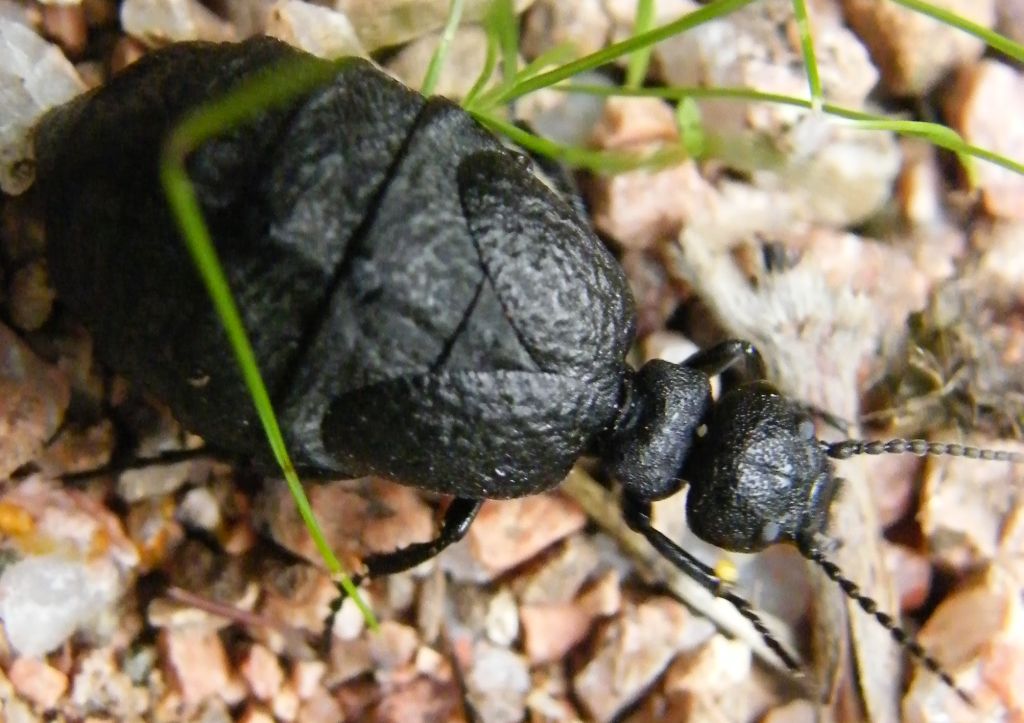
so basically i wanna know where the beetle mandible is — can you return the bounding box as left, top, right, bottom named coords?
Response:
left=35, top=37, right=1023, bottom=698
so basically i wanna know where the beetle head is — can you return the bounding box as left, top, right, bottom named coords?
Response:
left=681, top=381, right=839, bottom=553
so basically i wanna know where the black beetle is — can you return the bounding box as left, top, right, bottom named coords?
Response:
left=35, top=37, right=1021, bottom=698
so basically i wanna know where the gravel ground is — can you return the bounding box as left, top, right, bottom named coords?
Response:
left=1, top=0, right=1023, bottom=721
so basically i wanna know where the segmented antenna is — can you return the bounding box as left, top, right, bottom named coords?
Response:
left=812, top=435, right=1023, bottom=704
left=795, top=536, right=973, bottom=705
left=813, top=435, right=1024, bottom=704
left=824, top=438, right=1024, bottom=464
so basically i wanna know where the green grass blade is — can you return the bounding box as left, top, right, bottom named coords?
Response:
left=463, top=12, right=500, bottom=108
left=516, top=42, right=579, bottom=83
left=474, top=0, right=757, bottom=109
left=790, top=0, right=822, bottom=109
left=625, top=0, right=656, bottom=88
left=563, top=83, right=1024, bottom=178
left=492, top=0, right=519, bottom=91
left=421, top=0, right=467, bottom=95
left=159, top=56, right=377, bottom=629
left=892, top=0, right=1024, bottom=63
left=675, top=97, right=707, bottom=158
left=471, top=111, right=688, bottom=171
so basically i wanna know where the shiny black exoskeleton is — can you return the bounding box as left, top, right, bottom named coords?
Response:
left=37, top=38, right=1016, bottom=697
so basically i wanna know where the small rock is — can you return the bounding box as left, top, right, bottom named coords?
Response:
left=0, top=18, right=85, bottom=194
left=368, top=620, right=420, bottom=671
left=328, top=636, right=374, bottom=685
left=573, top=597, right=712, bottom=722
left=652, top=0, right=898, bottom=227
left=331, top=591, right=369, bottom=642
left=590, top=164, right=701, bottom=252
left=109, top=34, right=147, bottom=73
left=586, top=97, right=687, bottom=250
left=388, top=25, right=492, bottom=98
left=259, top=564, right=337, bottom=637
left=8, top=657, right=68, bottom=710
left=121, top=0, right=235, bottom=44
left=415, top=566, right=445, bottom=643
left=997, top=0, right=1024, bottom=43
left=0, top=323, right=70, bottom=478
left=590, top=96, right=679, bottom=151
left=333, top=0, right=534, bottom=52
left=68, top=647, right=150, bottom=720
left=526, top=662, right=574, bottom=716
left=896, top=139, right=945, bottom=227
left=761, top=699, right=817, bottom=723
left=944, top=60, right=1024, bottom=220
left=40, top=2, right=87, bottom=58
left=159, top=626, right=233, bottom=707
left=372, top=676, right=463, bottom=723
left=240, top=644, right=284, bottom=702
left=663, top=635, right=751, bottom=696
left=919, top=436, right=1024, bottom=570
left=441, top=494, right=587, bottom=582
left=237, top=705, right=275, bottom=723
left=903, top=565, right=1024, bottom=721
left=297, top=686, right=343, bottom=723
left=266, top=0, right=364, bottom=59
left=619, top=251, right=681, bottom=339
left=118, top=458, right=195, bottom=502
left=463, top=640, right=530, bottom=723
left=520, top=602, right=592, bottom=665
left=843, top=0, right=995, bottom=96
left=271, top=684, right=300, bottom=722
left=0, top=481, right=138, bottom=655
left=521, top=0, right=610, bottom=60
left=578, top=570, right=622, bottom=617
left=127, top=497, right=185, bottom=571
left=881, top=542, right=932, bottom=613
left=975, top=221, right=1024, bottom=304
left=290, top=659, right=326, bottom=700
left=413, top=645, right=451, bottom=681
left=176, top=486, right=222, bottom=532
left=863, top=452, right=921, bottom=528
left=521, top=570, right=620, bottom=665
left=473, top=590, right=513, bottom=649
left=786, top=227, right=932, bottom=332
left=385, top=572, right=416, bottom=615
left=516, top=534, right=601, bottom=605
left=262, top=478, right=434, bottom=575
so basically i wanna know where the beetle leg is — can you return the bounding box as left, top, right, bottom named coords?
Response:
left=684, top=341, right=851, bottom=431
left=58, top=446, right=217, bottom=484
left=682, top=340, right=767, bottom=394
left=621, top=492, right=801, bottom=672
left=360, top=497, right=483, bottom=577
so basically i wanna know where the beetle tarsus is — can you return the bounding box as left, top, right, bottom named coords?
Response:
left=361, top=497, right=483, bottom=577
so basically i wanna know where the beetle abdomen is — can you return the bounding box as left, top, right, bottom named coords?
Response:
left=39, top=37, right=637, bottom=491
left=37, top=39, right=426, bottom=460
